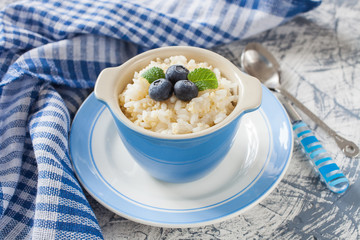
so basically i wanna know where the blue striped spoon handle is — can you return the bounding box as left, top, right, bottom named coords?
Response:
left=284, top=102, right=349, bottom=194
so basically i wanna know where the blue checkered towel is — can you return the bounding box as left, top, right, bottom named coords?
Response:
left=0, top=0, right=321, bottom=238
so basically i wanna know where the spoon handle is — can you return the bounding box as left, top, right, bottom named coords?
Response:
left=278, top=88, right=359, bottom=158
left=283, top=102, right=349, bottom=194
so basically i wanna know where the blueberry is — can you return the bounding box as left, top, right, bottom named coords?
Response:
left=174, top=80, right=198, bottom=101
left=149, top=78, right=173, bottom=101
left=165, top=65, right=189, bottom=84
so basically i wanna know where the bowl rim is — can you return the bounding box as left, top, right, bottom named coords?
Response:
left=94, top=46, right=262, bottom=140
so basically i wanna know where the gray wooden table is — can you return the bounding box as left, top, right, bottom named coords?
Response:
left=3, top=0, right=359, bottom=239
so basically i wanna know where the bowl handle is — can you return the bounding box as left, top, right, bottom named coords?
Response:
left=240, top=73, right=262, bottom=113
left=94, top=67, right=119, bottom=106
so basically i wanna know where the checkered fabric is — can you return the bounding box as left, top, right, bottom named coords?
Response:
left=0, top=0, right=321, bottom=239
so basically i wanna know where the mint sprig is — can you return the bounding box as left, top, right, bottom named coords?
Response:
left=187, top=68, right=218, bottom=91
left=141, top=67, right=165, bottom=83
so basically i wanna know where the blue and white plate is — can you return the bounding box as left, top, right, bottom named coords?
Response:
left=69, top=86, right=293, bottom=228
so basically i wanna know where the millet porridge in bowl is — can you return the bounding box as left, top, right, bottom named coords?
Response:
left=94, top=46, right=262, bottom=183
left=118, top=55, right=238, bottom=135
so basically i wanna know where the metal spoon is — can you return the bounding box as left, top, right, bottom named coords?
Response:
left=241, top=42, right=359, bottom=158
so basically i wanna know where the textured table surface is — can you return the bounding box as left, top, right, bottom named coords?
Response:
left=95, top=1, right=360, bottom=239
left=2, top=0, right=360, bottom=239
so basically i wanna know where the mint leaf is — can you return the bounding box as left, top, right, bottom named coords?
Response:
left=141, top=67, right=165, bottom=83
left=187, top=68, right=218, bottom=91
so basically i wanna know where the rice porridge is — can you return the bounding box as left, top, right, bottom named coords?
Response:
left=118, top=55, right=239, bottom=134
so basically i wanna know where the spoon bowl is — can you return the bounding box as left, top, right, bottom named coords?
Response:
left=241, top=43, right=280, bottom=90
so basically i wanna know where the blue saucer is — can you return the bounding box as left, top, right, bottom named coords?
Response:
left=69, top=86, right=293, bottom=227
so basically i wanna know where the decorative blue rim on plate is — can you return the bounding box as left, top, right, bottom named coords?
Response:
left=69, top=85, right=293, bottom=227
